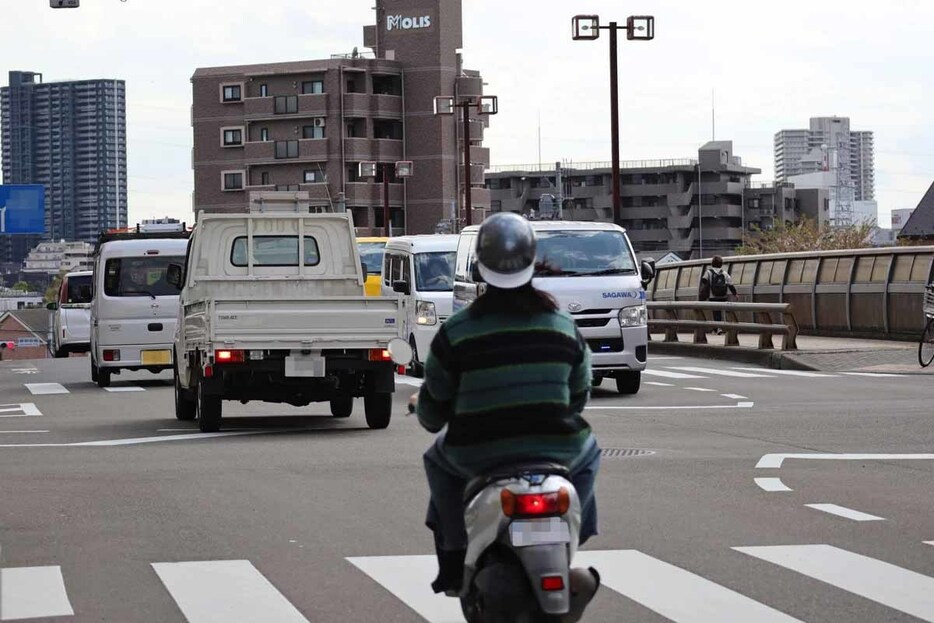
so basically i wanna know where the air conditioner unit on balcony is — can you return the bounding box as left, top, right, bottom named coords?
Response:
left=314, top=118, right=326, bottom=128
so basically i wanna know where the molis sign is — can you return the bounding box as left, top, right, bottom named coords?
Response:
left=386, top=14, right=432, bottom=31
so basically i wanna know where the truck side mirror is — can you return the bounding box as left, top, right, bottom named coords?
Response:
left=392, top=280, right=410, bottom=295
left=166, top=263, right=183, bottom=289
left=47, top=302, right=59, bottom=310
left=640, top=259, right=656, bottom=286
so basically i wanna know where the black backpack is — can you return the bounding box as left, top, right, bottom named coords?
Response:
left=709, top=270, right=728, bottom=298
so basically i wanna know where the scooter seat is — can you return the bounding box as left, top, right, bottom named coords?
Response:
left=464, top=461, right=570, bottom=503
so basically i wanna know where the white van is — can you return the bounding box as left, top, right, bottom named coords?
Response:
left=381, top=234, right=458, bottom=375
left=90, top=229, right=190, bottom=387
left=453, top=220, right=655, bottom=394
left=47, top=270, right=93, bottom=358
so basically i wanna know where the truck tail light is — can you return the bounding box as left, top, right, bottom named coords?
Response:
left=215, top=350, right=245, bottom=363
left=369, top=348, right=391, bottom=362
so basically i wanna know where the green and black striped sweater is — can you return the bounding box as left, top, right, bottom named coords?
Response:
left=417, top=306, right=593, bottom=475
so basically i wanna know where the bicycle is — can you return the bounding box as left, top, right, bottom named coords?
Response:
left=920, top=284, right=934, bottom=368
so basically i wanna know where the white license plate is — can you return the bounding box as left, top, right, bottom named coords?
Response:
left=284, top=354, right=325, bottom=377
left=508, top=517, right=571, bottom=548
left=249, top=350, right=265, bottom=360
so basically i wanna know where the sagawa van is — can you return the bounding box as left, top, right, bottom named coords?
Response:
left=452, top=221, right=655, bottom=394
left=90, top=225, right=190, bottom=387
left=48, top=270, right=93, bottom=357
left=380, top=234, right=457, bottom=375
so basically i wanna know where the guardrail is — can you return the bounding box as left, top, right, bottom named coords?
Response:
left=648, top=246, right=934, bottom=339
left=648, top=301, right=799, bottom=350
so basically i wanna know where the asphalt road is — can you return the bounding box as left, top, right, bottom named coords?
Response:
left=1, top=355, right=932, bottom=622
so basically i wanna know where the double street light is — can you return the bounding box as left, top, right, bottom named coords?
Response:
left=572, top=14, right=655, bottom=226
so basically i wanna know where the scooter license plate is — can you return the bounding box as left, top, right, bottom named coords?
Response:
left=508, top=517, right=571, bottom=548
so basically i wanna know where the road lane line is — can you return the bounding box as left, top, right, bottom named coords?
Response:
left=924, top=541, right=934, bottom=547
left=585, top=402, right=754, bottom=411
left=643, top=369, right=706, bottom=379
left=348, top=555, right=464, bottom=622
left=721, top=393, right=748, bottom=400
left=0, top=430, right=49, bottom=434
left=754, top=477, right=792, bottom=492
left=842, top=372, right=905, bottom=378
left=756, top=453, right=934, bottom=469
left=152, top=560, right=309, bottom=623
left=805, top=503, right=885, bottom=522
left=575, top=550, right=803, bottom=622
left=735, top=544, right=934, bottom=621
left=104, top=386, right=145, bottom=392
left=0, top=566, right=75, bottom=620
left=24, top=383, right=68, bottom=395
left=669, top=367, right=771, bottom=378
left=644, top=381, right=674, bottom=387
left=732, top=367, right=835, bottom=377
left=684, top=387, right=716, bottom=392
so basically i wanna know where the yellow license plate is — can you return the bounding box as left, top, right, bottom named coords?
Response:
left=141, top=350, right=171, bottom=365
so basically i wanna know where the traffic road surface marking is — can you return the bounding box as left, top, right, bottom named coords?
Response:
left=395, top=375, right=423, bottom=388
left=103, top=385, right=146, bottom=392
left=842, top=372, right=906, bottom=378
left=25, top=383, right=68, bottom=395
left=756, top=452, right=934, bottom=469
left=585, top=402, right=754, bottom=411
left=684, top=387, right=716, bottom=392
left=348, top=555, right=462, bottom=622
left=805, top=503, right=885, bottom=522
left=669, top=367, right=772, bottom=378
left=721, top=393, right=748, bottom=400
left=643, top=369, right=706, bottom=379
left=0, top=403, right=42, bottom=418
left=0, top=566, right=74, bottom=620
left=754, top=477, right=793, bottom=492
left=644, top=381, right=673, bottom=387
left=732, top=367, right=834, bottom=377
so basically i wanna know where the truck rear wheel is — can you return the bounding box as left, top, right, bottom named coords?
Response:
left=615, top=371, right=641, bottom=395
left=96, top=367, right=111, bottom=388
left=330, top=395, right=353, bottom=418
left=197, top=380, right=222, bottom=432
left=364, top=392, right=392, bottom=429
left=174, top=365, right=196, bottom=421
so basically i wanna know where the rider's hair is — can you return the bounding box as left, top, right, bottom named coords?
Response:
left=469, top=283, right=558, bottom=317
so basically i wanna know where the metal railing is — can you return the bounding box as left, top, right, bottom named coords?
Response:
left=647, top=301, right=799, bottom=350
left=486, top=159, right=698, bottom=174
left=648, top=246, right=934, bottom=339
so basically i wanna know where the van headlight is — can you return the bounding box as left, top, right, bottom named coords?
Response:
left=416, top=300, right=437, bottom=326
left=618, top=304, right=647, bottom=327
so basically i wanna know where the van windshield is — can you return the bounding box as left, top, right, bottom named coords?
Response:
left=358, top=242, right=386, bottom=275
left=534, top=230, right=637, bottom=277
left=64, top=275, right=92, bottom=304
left=104, top=256, right=186, bottom=297
left=415, top=251, right=456, bottom=292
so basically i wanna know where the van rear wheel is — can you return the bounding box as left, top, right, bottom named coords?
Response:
left=174, top=366, right=196, bottom=421
left=96, top=367, right=111, bottom=388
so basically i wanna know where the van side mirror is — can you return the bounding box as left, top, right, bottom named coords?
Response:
left=47, top=302, right=59, bottom=311
left=166, top=263, right=183, bottom=289
left=470, top=261, right=484, bottom=284
left=640, top=259, right=656, bottom=286
left=392, top=280, right=410, bottom=295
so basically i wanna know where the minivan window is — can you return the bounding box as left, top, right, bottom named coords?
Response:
left=534, top=230, right=636, bottom=277
left=104, top=257, right=186, bottom=297
left=415, top=251, right=456, bottom=292
left=63, top=274, right=92, bottom=304
left=230, top=235, right=320, bottom=267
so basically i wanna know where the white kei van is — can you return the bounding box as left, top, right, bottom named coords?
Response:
left=48, top=270, right=93, bottom=358
left=452, top=221, right=655, bottom=394
left=381, top=234, right=458, bottom=375
left=90, top=230, right=190, bottom=387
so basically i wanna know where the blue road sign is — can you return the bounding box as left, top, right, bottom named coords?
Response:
left=0, top=185, right=45, bottom=234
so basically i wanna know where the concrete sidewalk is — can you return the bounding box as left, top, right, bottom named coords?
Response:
left=648, top=332, right=933, bottom=374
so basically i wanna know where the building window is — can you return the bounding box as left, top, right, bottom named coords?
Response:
left=261, top=172, right=270, bottom=185
left=301, top=80, right=324, bottom=95
left=260, top=127, right=269, bottom=141
left=259, top=84, right=268, bottom=97
left=275, top=184, right=300, bottom=191
left=302, top=123, right=325, bottom=139
left=274, top=140, right=299, bottom=159
left=222, top=171, right=244, bottom=190
left=303, top=170, right=322, bottom=183
left=221, top=84, right=241, bottom=102
left=221, top=128, right=243, bottom=147
left=274, top=95, right=298, bottom=114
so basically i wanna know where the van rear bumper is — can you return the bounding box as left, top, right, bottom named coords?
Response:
left=94, top=343, right=175, bottom=370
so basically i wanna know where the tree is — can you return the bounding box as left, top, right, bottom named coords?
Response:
left=11, top=281, right=30, bottom=292
left=735, top=218, right=875, bottom=255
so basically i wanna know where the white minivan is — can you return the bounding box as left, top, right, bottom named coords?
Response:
left=90, top=229, right=190, bottom=387
left=381, top=234, right=458, bottom=375
left=47, top=270, right=93, bottom=358
left=453, top=220, right=655, bottom=394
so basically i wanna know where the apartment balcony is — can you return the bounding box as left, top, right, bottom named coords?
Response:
left=373, top=138, right=404, bottom=162
left=342, top=93, right=403, bottom=118
left=621, top=182, right=682, bottom=197
left=699, top=204, right=744, bottom=219
left=626, top=229, right=670, bottom=243
left=243, top=93, right=328, bottom=121
left=702, top=181, right=746, bottom=195
left=244, top=138, right=330, bottom=163
left=343, top=182, right=404, bottom=205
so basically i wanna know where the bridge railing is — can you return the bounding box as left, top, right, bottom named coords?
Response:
left=647, top=301, right=798, bottom=350
left=647, top=246, right=934, bottom=339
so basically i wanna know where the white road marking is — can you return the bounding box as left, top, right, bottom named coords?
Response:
left=153, top=560, right=309, bottom=623
left=395, top=375, right=424, bottom=388
left=669, top=366, right=771, bottom=378
left=721, top=393, right=748, bottom=400
left=644, top=381, right=674, bottom=387
left=754, top=477, right=792, bottom=492
left=11, top=368, right=39, bottom=374
left=576, top=550, right=803, bottom=623
left=104, top=386, right=145, bottom=392
left=925, top=541, right=934, bottom=547
left=684, top=387, right=716, bottom=392
left=732, top=367, right=835, bottom=377
left=805, top=503, right=885, bottom=522
left=0, top=565, right=74, bottom=620
left=756, top=452, right=934, bottom=469
left=842, top=372, right=905, bottom=378
left=646, top=356, right=683, bottom=360
left=586, top=402, right=754, bottom=411
left=0, top=430, right=272, bottom=448
left=0, top=430, right=49, bottom=434
left=643, top=369, right=706, bottom=379
left=25, top=383, right=68, bottom=395
left=0, top=403, right=42, bottom=417
left=735, top=544, right=934, bottom=621
left=348, top=555, right=464, bottom=622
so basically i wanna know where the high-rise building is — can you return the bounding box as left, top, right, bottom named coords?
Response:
left=0, top=71, right=127, bottom=265
left=774, top=117, right=874, bottom=202
left=191, top=0, right=490, bottom=235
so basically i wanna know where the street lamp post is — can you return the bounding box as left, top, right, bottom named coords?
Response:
left=572, top=15, right=655, bottom=226
left=360, top=160, right=413, bottom=237
left=434, top=94, right=498, bottom=228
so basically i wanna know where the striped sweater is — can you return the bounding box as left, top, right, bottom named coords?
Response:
left=417, top=305, right=593, bottom=475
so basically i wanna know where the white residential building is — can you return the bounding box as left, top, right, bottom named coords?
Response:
left=22, top=240, right=95, bottom=275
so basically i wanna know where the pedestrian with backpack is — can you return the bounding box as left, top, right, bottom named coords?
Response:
left=699, top=255, right=737, bottom=334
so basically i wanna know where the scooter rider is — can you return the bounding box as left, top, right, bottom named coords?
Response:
left=416, top=212, right=602, bottom=595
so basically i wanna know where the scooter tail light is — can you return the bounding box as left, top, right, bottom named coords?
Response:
left=501, top=487, right=570, bottom=518
left=501, top=489, right=516, bottom=517
left=541, top=575, right=565, bottom=591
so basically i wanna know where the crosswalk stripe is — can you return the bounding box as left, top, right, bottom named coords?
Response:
left=735, top=544, right=934, bottom=621
left=669, top=367, right=771, bottom=378
left=347, top=555, right=463, bottom=622
left=644, top=381, right=674, bottom=387
left=0, top=565, right=74, bottom=620
left=103, top=386, right=145, bottom=392
left=732, top=367, right=835, bottom=377
left=24, top=383, right=68, bottom=395
left=152, top=560, right=310, bottom=623
left=805, top=503, right=885, bottom=522
left=575, top=550, right=803, bottom=622
left=643, top=369, right=706, bottom=379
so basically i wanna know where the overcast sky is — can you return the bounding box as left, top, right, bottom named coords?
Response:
left=3, top=0, right=932, bottom=228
